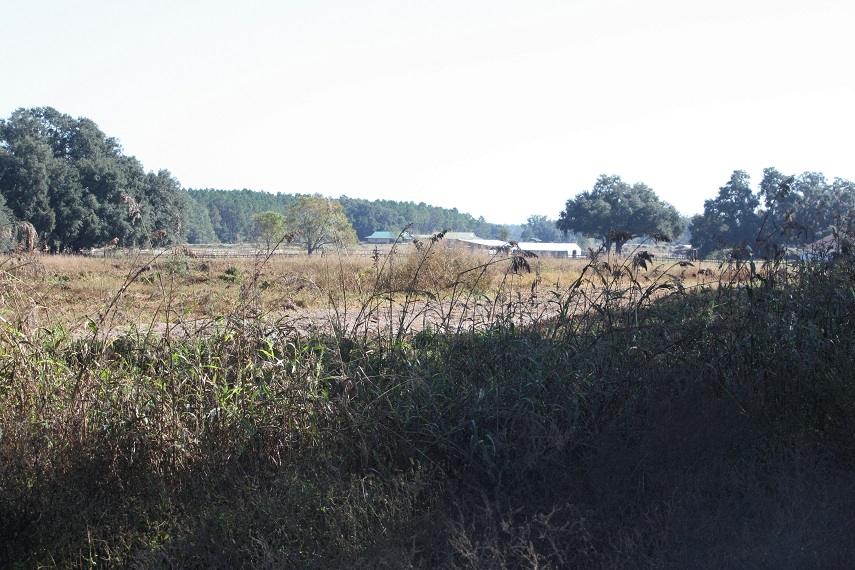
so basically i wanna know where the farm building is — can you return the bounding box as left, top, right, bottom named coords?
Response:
left=671, top=244, right=698, bottom=260
left=448, top=235, right=583, bottom=258
left=364, top=231, right=412, bottom=244
left=443, top=232, right=479, bottom=241
left=516, top=242, right=583, bottom=258
left=797, top=234, right=853, bottom=260
left=456, top=237, right=510, bottom=250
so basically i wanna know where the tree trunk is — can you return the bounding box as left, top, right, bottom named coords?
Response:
left=603, top=235, right=612, bottom=254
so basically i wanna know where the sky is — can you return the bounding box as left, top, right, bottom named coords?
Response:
left=3, top=0, right=854, bottom=225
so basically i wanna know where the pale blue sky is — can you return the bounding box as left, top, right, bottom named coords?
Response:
left=3, top=0, right=853, bottom=223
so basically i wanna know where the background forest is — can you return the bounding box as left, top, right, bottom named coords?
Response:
left=0, top=108, right=518, bottom=251
left=2, top=107, right=855, bottom=257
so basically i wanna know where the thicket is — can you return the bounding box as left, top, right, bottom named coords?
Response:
left=1, top=233, right=854, bottom=568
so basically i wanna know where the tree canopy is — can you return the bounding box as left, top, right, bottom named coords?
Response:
left=286, top=195, right=357, bottom=255
left=0, top=190, right=12, bottom=228
left=0, top=107, right=186, bottom=250
left=557, top=175, right=683, bottom=254
left=521, top=215, right=566, bottom=243
left=690, top=170, right=762, bottom=256
left=185, top=188, right=296, bottom=244
left=252, top=211, right=287, bottom=253
left=775, top=172, right=855, bottom=244
left=690, top=169, right=855, bottom=258
left=338, top=196, right=506, bottom=239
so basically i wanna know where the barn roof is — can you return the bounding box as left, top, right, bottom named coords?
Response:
left=516, top=242, right=581, bottom=252
left=364, top=231, right=412, bottom=240
left=443, top=232, right=478, bottom=241
left=458, top=238, right=510, bottom=248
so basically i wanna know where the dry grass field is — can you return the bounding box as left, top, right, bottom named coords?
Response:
left=1, top=242, right=716, bottom=340
left=2, top=240, right=853, bottom=568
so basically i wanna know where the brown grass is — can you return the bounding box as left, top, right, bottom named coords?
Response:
left=3, top=243, right=855, bottom=568
left=0, top=248, right=719, bottom=341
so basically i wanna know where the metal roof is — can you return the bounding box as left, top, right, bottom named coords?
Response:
left=458, top=238, right=510, bottom=248
left=443, top=232, right=478, bottom=240
left=364, top=231, right=412, bottom=240
left=453, top=239, right=584, bottom=254
left=516, top=242, right=581, bottom=252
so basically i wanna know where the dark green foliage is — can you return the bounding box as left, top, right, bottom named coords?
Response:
left=557, top=174, right=684, bottom=254
left=0, top=127, right=57, bottom=235
left=185, top=188, right=296, bottom=244
left=691, top=170, right=763, bottom=256
left=0, top=188, right=13, bottom=228
left=691, top=169, right=855, bottom=258
left=772, top=172, right=855, bottom=245
left=181, top=192, right=218, bottom=243
left=339, top=196, right=408, bottom=239
left=0, top=107, right=187, bottom=250
left=339, top=195, right=505, bottom=239
left=520, top=214, right=573, bottom=242
left=218, top=265, right=244, bottom=282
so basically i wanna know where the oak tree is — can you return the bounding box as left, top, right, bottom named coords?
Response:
left=690, top=170, right=761, bottom=256
left=557, top=175, right=682, bottom=254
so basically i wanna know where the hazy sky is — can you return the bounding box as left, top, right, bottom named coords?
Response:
left=4, top=0, right=853, bottom=224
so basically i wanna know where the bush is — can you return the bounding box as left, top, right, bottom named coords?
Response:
left=218, top=265, right=244, bottom=283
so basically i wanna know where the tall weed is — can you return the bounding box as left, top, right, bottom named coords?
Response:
left=1, top=232, right=854, bottom=568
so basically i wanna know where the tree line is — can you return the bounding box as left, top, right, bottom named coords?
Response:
left=690, top=169, right=855, bottom=257
left=0, top=108, right=187, bottom=251
left=2, top=107, right=854, bottom=256
left=186, top=191, right=512, bottom=245
left=557, top=169, right=855, bottom=257
left=0, top=108, right=513, bottom=251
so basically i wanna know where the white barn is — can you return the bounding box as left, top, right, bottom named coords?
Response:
left=516, top=242, right=583, bottom=258
left=447, top=235, right=583, bottom=258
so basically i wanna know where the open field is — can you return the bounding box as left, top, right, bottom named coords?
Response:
left=2, top=243, right=713, bottom=339
left=2, top=243, right=854, bottom=568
